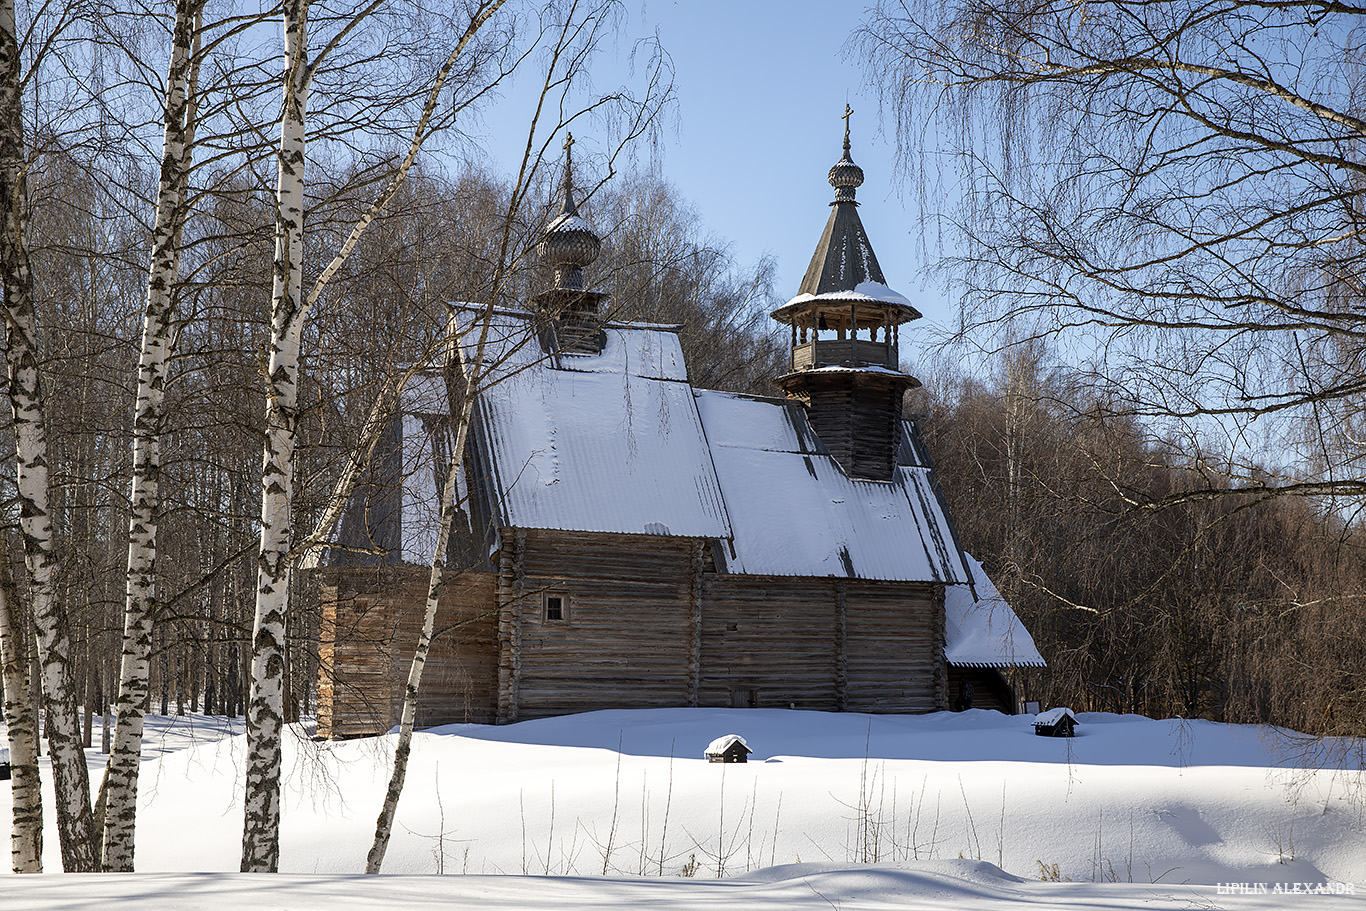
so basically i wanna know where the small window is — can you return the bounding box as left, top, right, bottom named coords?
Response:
left=543, top=592, right=569, bottom=622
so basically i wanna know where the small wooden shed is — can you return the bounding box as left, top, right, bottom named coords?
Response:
left=705, top=734, right=752, bottom=763
left=1033, top=707, right=1078, bottom=737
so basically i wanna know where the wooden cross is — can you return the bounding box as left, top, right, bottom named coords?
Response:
left=564, top=132, right=575, bottom=155
left=842, top=104, right=853, bottom=140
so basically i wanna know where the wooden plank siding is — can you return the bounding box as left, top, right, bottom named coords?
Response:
left=697, top=574, right=840, bottom=710
left=317, top=566, right=498, bottom=738
left=843, top=580, right=945, bottom=713
left=500, top=529, right=698, bottom=721
left=319, top=531, right=948, bottom=736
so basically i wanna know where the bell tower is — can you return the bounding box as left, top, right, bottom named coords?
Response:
left=771, top=108, right=922, bottom=481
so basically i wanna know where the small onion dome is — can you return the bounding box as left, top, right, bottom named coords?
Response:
left=829, top=103, right=865, bottom=203
left=539, top=132, right=602, bottom=291
left=539, top=210, right=602, bottom=274
left=828, top=151, right=864, bottom=202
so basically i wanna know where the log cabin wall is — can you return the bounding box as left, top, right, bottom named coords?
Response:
left=321, top=536, right=948, bottom=734
left=498, top=528, right=699, bottom=721
left=317, top=566, right=498, bottom=738
left=786, top=372, right=906, bottom=482
left=945, top=666, right=1016, bottom=714
left=842, top=580, right=945, bottom=713
left=696, top=575, right=841, bottom=710
left=697, top=576, right=943, bottom=712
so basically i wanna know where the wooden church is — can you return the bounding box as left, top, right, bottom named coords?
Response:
left=315, top=120, right=1044, bottom=738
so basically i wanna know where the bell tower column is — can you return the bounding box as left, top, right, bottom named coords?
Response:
left=770, top=107, right=922, bottom=481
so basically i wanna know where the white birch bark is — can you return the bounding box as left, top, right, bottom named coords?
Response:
left=240, top=0, right=506, bottom=872
left=0, top=0, right=99, bottom=873
left=240, top=0, right=309, bottom=873
left=0, top=555, right=41, bottom=873
left=101, top=0, right=204, bottom=872
left=365, top=310, right=495, bottom=874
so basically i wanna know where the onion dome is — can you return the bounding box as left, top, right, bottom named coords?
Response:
left=539, top=132, right=601, bottom=291
left=828, top=105, right=864, bottom=203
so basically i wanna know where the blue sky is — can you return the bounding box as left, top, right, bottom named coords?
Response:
left=466, top=1, right=957, bottom=333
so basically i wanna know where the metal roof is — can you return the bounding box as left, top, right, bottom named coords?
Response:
left=462, top=310, right=732, bottom=539
left=944, top=553, right=1047, bottom=668
left=351, top=312, right=973, bottom=588
left=694, top=389, right=972, bottom=583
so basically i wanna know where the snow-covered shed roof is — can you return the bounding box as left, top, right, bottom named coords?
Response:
left=694, top=390, right=971, bottom=583
left=1034, top=707, right=1076, bottom=725
left=944, top=554, right=1046, bottom=668
left=460, top=308, right=732, bottom=540
left=704, top=734, right=751, bottom=757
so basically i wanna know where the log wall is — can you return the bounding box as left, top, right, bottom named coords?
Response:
left=946, top=665, right=1016, bottom=714
left=498, top=529, right=698, bottom=721
left=320, top=532, right=948, bottom=734
left=780, top=371, right=909, bottom=481
left=317, top=566, right=497, bottom=738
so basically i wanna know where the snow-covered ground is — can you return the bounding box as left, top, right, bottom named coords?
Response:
left=2, top=707, right=1363, bottom=909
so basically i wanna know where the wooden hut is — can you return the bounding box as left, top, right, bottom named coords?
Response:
left=705, top=734, right=752, bottom=764
left=1033, top=708, right=1079, bottom=737
left=315, top=121, right=1044, bottom=738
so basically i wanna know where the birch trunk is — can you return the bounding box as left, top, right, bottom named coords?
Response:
left=0, top=552, right=41, bottom=872
left=239, top=0, right=505, bottom=872
left=0, top=0, right=99, bottom=873
left=240, top=0, right=308, bottom=873
left=365, top=314, right=492, bottom=874
left=101, top=0, right=203, bottom=872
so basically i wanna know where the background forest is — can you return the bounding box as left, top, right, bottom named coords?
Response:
left=14, top=148, right=1364, bottom=748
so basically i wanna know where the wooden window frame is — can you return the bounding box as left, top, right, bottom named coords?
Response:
left=543, top=591, right=570, bottom=623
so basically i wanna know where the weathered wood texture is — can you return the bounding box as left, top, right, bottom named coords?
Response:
left=317, top=566, right=496, bottom=738
left=502, top=529, right=697, bottom=720
left=320, top=531, right=947, bottom=733
left=698, top=574, right=942, bottom=713
left=780, top=371, right=910, bottom=481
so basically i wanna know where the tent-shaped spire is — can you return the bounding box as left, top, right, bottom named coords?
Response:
left=769, top=108, right=921, bottom=482
left=796, top=105, right=891, bottom=300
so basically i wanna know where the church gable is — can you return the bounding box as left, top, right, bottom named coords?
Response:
left=457, top=308, right=732, bottom=541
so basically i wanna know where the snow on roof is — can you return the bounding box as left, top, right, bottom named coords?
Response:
left=944, top=553, right=1046, bottom=668
left=461, top=310, right=731, bottom=539
left=1034, top=707, right=1077, bottom=725
left=694, top=390, right=971, bottom=583
left=545, top=212, right=598, bottom=237
left=379, top=308, right=972, bottom=583
left=783, top=280, right=918, bottom=311
left=455, top=306, right=689, bottom=382
left=399, top=413, right=449, bottom=564
left=704, top=733, right=750, bottom=755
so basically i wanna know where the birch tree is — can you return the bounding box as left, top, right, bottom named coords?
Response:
left=240, top=0, right=511, bottom=872
left=0, top=0, right=99, bottom=872
left=858, top=0, right=1366, bottom=511
left=100, top=0, right=205, bottom=872
left=0, top=547, right=41, bottom=872
left=364, top=4, right=675, bottom=870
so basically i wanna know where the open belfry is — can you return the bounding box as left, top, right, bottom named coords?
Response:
left=316, top=112, right=1043, bottom=738
left=773, top=106, right=921, bottom=481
